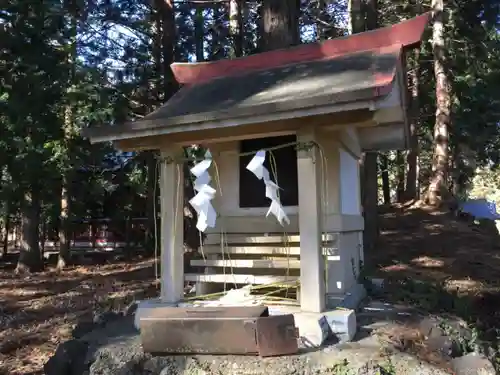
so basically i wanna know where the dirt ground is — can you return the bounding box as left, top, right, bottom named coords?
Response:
left=0, top=256, right=160, bottom=375
left=368, top=202, right=500, bottom=295
left=0, top=203, right=499, bottom=375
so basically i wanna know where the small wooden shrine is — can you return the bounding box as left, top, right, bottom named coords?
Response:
left=83, top=14, right=429, bottom=314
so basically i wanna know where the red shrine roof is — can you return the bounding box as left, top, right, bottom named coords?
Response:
left=171, top=13, right=430, bottom=85
left=82, top=13, right=430, bottom=143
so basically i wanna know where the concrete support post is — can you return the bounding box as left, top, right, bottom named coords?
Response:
left=297, top=127, right=326, bottom=313
left=325, top=146, right=366, bottom=308
left=159, top=148, right=184, bottom=304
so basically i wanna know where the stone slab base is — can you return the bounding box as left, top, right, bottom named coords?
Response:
left=133, top=299, right=176, bottom=330
left=134, top=299, right=357, bottom=348
left=45, top=316, right=451, bottom=375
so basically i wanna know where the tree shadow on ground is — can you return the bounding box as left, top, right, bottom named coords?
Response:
left=0, top=256, right=161, bottom=375
left=363, top=203, right=500, bottom=371
left=367, top=203, right=500, bottom=294
left=364, top=277, right=500, bottom=371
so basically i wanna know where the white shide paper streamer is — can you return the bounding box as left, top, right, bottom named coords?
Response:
left=246, top=150, right=290, bottom=226
left=189, top=151, right=217, bottom=232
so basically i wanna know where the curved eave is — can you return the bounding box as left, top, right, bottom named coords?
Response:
left=360, top=64, right=411, bottom=151
left=84, top=98, right=381, bottom=145
left=83, top=46, right=404, bottom=145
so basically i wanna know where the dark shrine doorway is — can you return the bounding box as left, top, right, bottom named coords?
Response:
left=239, top=135, right=299, bottom=208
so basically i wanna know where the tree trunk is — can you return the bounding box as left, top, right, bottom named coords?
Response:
left=450, top=143, right=470, bottom=199
left=90, top=221, right=97, bottom=250
left=16, top=190, right=42, bottom=273
left=381, top=155, right=390, bottom=204
left=40, top=219, right=46, bottom=261
left=348, top=0, right=365, bottom=34
left=160, top=0, right=177, bottom=99
left=396, top=151, right=405, bottom=202
left=144, top=0, right=176, bottom=255
left=2, top=210, right=10, bottom=259
left=58, top=102, right=74, bottom=269
left=362, top=152, right=379, bottom=249
left=229, top=0, right=243, bottom=57
left=57, top=0, right=77, bottom=270
left=14, top=223, right=19, bottom=249
left=57, top=178, right=71, bottom=270
left=315, top=0, right=327, bottom=41
left=260, top=0, right=300, bottom=51
left=211, top=4, right=224, bottom=60
left=152, top=0, right=163, bottom=102
left=405, top=50, right=420, bottom=200
left=356, top=0, right=379, bottom=250
left=426, top=0, right=451, bottom=206
left=195, top=5, right=204, bottom=62
left=145, top=152, right=158, bottom=253
left=365, top=0, right=377, bottom=30
left=450, top=145, right=459, bottom=197
left=124, top=216, right=132, bottom=259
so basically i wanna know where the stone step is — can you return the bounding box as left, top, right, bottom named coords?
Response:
left=184, top=273, right=298, bottom=285
left=191, top=258, right=301, bottom=269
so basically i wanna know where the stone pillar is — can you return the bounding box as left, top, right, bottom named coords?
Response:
left=297, top=128, right=326, bottom=313
left=159, top=148, right=184, bottom=304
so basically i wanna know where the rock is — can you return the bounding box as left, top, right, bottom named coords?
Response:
left=0, top=339, right=20, bottom=354
left=357, top=360, right=389, bottom=375
left=87, top=334, right=146, bottom=375
left=45, top=312, right=453, bottom=375
left=72, top=311, right=123, bottom=339
left=143, top=358, right=168, bottom=373
left=93, top=311, right=123, bottom=326
left=442, top=318, right=473, bottom=342
left=481, top=345, right=498, bottom=361
left=43, top=340, right=88, bottom=375
left=124, top=301, right=139, bottom=316
left=160, top=366, right=175, bottom=375
left=451, top=353, right=496, bottom=375
left=72, top=320, right=97, bottom=339
left=418, top=317, right=445, bottom=338
left=159, top=358, right=186, bottom=375
left=426, top=335, right=455, bottom=357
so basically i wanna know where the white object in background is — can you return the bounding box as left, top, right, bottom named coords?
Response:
left=189, top=151, right=217, bottom=232
left=246, top=150, right=290, bottom=226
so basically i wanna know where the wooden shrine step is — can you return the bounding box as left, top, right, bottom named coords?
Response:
left=195, top=245, right=338, bottom=257
left=190, top=258, right=301, bottom=269
left=187, top=233, right=339, bottom=289
left=184, top=273, right=298, bottom=285
left=198, top=245, right=301, bottom=256
left=204, top=233, right=338, bottom=246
